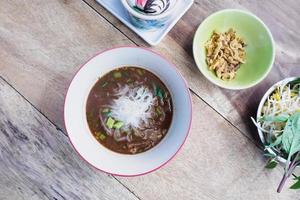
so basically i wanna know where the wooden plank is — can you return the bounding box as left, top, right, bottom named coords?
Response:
left=83, top=0, right=300, bottom=142
left=0, top=77, right=138, bottom=200
left=0, top=0, right=132, bottom=132
left=117, top=94, right=300, bottom=199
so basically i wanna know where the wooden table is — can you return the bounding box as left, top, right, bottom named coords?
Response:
left=1, top=0, right=300, bottom=199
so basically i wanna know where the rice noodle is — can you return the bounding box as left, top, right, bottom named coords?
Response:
left=109, top=85, right=155, bottom=131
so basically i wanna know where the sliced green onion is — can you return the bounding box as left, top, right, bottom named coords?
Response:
left=265, top=158, right=278, bottom=169
left=99, top=134, right=106, bottom=140
left=106, top=117, right=115, bottom=129
left=156, top=107, right=162, bottom=115
left=94, top=131, right=101, bottom=136
left=95, top=131, right=106, bottom=141
left=137, top=69, right=143, bottom=75
left=101, top=81, right=108, bottom=87
left=113, top=71, right=122, bottom=78
left=113, top=121, right=124, bottom=129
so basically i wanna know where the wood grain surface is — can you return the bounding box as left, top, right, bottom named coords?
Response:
left=0, top=76, right=300, bottom=199
left=1, top=77, right=300, bottom=200
left=0, top=0, right=132, bottom=131
left=1, top=0, right=300, bottom=199
left=0, top=77, right=138, bottom=200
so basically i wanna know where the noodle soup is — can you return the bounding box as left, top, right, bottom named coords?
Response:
left=86, top=67, right=173, bottom=154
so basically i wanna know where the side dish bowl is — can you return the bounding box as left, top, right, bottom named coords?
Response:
left=256, top=77, right=298, bottom=163
left=193, top=9, right=275, bottom=89
left=64, top=46, right=192, bottom=176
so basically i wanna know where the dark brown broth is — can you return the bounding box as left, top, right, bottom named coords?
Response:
left=86, top=67, right=173, bottom=154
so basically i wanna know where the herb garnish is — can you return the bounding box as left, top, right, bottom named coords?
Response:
left=259, top=112, right=300, bottom=192
left=252, top=78, right=300, bottom=192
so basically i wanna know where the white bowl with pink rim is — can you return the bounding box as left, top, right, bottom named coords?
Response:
left=64, top=46, right=192, bottom=176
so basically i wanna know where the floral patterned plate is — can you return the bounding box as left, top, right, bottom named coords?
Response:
left=96, top=0, right=193, bottom=46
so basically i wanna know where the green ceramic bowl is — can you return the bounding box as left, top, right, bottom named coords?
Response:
left=193, top=9, right=275, bottom=90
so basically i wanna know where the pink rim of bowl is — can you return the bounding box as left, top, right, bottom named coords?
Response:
left=64, top=46, right=193, bottom=177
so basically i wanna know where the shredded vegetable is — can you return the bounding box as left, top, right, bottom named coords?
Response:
left=253, top=80, right=300, bottom=148
left=252, top=78, right=300, bottom=192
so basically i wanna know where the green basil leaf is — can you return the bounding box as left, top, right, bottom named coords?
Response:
left=282, top=119, right=294, bottom=153
left=265, top=159, right=278, bottom=169
left=267, top=135, right=282, bottom=148
left=259, top=114, right=289, bottom=123
left=288, top=78, right=300, bottom=86
left=289, top=113, right=300, bottom=156
left=290, top=179, right=300, bottom=190
left=281, top=112, right=300, bottom=165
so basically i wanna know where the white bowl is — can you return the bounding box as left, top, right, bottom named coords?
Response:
left=256, top=77, right=297, bottom=163
left=64, top=46, right=192, bottom=176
